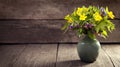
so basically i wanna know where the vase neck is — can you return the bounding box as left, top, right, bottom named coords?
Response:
left=84, top=35, right=96, bottom=41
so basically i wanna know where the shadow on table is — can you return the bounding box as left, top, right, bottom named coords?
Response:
left=56, top=60, right=92, bottom=67
left=9, top=60, right=92, bottom=67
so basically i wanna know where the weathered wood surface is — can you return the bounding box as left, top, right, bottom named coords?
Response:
left=102, top=45, right=120, bottom=67
left=0, top=44, right=120, bottom=67
left=12, top=44, right=57, bottom=67
left=56, top=44, right=114, bottom=67
left=0, top=45, right=26, bottom=67
left=0, top=20, right=120, bottom=43
left=0, top=0, right=120, bottom=19
left=0, top=44, right=57, bottom=67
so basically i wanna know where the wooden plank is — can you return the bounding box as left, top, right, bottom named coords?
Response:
left=56, top=44, right=113, bottom=67
left=0, top=0, right=120, bottom=19
left=0, top=45, right=26, bottom=67
left=102, top=45, right=120, bottom=67
left=0, top=19, right=65, bottom=43
left=12, top=44, right=57, bottom=67
left=0, top=19, right=119, bottom=43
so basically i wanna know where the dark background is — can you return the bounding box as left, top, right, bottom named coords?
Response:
left=0, top=0, right=120, bottom=43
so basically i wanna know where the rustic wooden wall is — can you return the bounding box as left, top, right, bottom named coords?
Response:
left=0, top=0, right=120, bottom=43
left=0, top=0, right=120, bottom=19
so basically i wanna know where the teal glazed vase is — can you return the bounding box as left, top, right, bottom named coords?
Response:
left=77, top=35, right=101, bottom=63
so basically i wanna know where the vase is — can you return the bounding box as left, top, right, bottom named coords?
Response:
left=77, top=35, right=101, bottom=63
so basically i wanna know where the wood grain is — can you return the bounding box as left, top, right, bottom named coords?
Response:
left=12, top=44, right=57, bottom=67
left=0, top=20, right=119, bottom=43
left=0, top=44, right=119, bottom=67
left=0, top=45, right=26, bottom=67
left=0, top=0, right=120, bottom=19
left=102, top=45, right=120, bottom=67
left=56, top=44, right=114, bottom=67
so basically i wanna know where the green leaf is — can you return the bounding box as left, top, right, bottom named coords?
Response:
left=105, top=6, right=109, bottom=13
left=95, top=21, right=107, bottom=33
left=77, top=28, right=83, bottom=37
left=111, top=23, right=115, bottom=30
left=106, top=20, right=115, bottom=32
left=95, top=27, right=100, bottom=33
left=102, top=30, right=108, bottom=38
left=88, top=31, right=96, bottom=39
left=61, top=23, right=70, bottom=31
left=107, top=26, right=111, bottom=32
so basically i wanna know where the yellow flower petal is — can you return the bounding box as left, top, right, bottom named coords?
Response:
left=108, top=11, right=115, bottom=19
left=79, top=14, right=87, bottom=20
left=64, top=14, right=70, bottom=20
left=68, top=18, right=73, bottom=23
left=93, top=12, right=102, bottom=21
left=64, top=15, right=73, bottom=23
left=76, top=7, right=83, bottom=16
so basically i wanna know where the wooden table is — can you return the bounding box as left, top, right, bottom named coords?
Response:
left=0, top=44, right=120, bottom=67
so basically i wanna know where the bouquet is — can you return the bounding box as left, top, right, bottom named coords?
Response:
left=62, top=6, right=115, bottom=39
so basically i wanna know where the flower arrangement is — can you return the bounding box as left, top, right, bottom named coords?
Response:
left=62, top=6, right=115, bottom=39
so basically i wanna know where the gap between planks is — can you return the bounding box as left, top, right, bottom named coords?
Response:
left=0, top=44, right=119, bottom=67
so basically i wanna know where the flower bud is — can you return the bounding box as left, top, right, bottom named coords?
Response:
left=69, top=25, right=74, bottom=29
left=100, top=7, right=107, bottom=16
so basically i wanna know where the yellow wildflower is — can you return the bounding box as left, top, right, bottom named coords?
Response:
left=107, top=11, right=115, bottom=19
left=76, top=7, right=83, bottom=16
left=79, top=14, right=87, bottom=20
left=68, top=18, right=73, bottom=23
left=93, top=12, right=102, bottom=21
left=64, top=15, right=73, bottom=23
left=65, top=14, right=70, bottom=20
